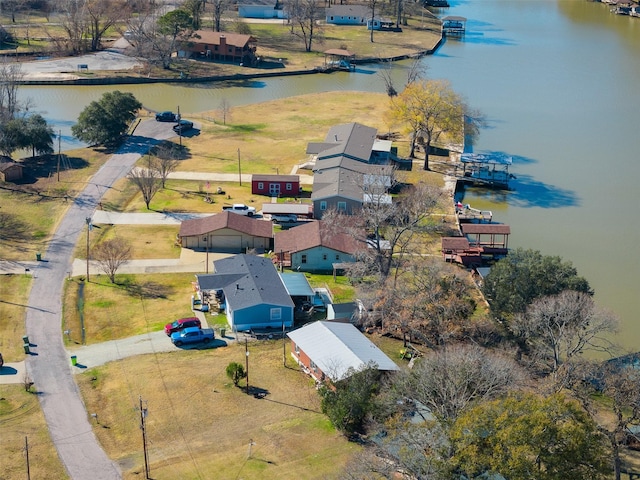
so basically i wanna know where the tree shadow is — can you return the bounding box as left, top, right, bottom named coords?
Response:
left=118, top=279, right=175, bottom=299
left=0, top=212, right=32, bottom=250
left=11, top=154, right=90, bottom=185
left=150, top=141, right=192, bottom=161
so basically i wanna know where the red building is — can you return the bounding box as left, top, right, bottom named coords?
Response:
left=251, top=174, right=301, bottom=196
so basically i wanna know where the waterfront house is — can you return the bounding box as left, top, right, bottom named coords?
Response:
left=181, top=30, right=258, bottom=65
left=325, top=5, right=371, bottom=25
left=238, top=0, right=288, bottom=19
left=274, top=220, right=360, bottom=271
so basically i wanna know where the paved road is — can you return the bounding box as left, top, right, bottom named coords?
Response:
left=23, top=118, right=174, bottom=480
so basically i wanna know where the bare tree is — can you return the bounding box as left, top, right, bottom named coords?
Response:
left=287, top=0, right=323, bottom=52
left=368, top=0, right=378, bottom=43
left=325, top=177, right=442, bottom=282
left=127, top=156, right=162, bottom=209
left=85, top=0, right=130, bottom=51
left=0, top=60, right=23, bottom=121
left=56, top=0, right=88, bottom=54
left=211, top=0, right=227, bottom=32
left=152, top=143, right=180, bottom=188
left=404, top=344, right=524, bottom=422
left=93, top=237, right=132, bottom=283
left=219, top=98, right=231, bottom=125
left=511, top=290, right=618, bottom=379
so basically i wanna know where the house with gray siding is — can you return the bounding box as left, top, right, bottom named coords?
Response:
left=325, top=5, right=371, bottom=25
left=274, top=220, right=361, bottom=272
left=196, top=254, right=294, bottom=331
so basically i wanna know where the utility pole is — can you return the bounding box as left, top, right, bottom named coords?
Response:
left=85, top=217, right=92, bottom=281
left=205, top=233, right=209, bottom=274
left=139, top=396, right=150, bottom=480
left=25, top=436, right=31, bottom=480
left=238, top=148, right=242, bottom=186
left=57, top=130, right=61, bottom=182
left=245, top=338, right=250, bottom=395
left=282, top=320, right=286, bottom=367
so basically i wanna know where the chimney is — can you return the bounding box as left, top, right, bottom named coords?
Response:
left=219, top=35, right=226, bottom=50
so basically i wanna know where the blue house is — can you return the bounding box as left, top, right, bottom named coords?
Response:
left=196, top=254, right=294, bottom=331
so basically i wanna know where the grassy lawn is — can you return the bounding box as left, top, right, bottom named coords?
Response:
left=0, top=385, right=69, bottom=480
left=86, top=224, right=182, bottom=260
left=0, top=275, right=32, bottom=360
left=76, top=340, right=360, bottom=479
left=0, top=148, right=112, bottom=261
left=62, top=274, right=198, bottom=345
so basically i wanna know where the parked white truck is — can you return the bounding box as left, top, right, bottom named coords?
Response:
left=222, top=204, right=256, bottom=217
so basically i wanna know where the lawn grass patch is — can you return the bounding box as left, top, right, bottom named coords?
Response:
left=0, top=275, right=32, bottom=359
left=88, top=224, right=181, bottom=260
left=0, top=385, right=69, bottom=480
left=76, top=340, right=359, bottom=479
left=62, top=274, right=197, bottom=345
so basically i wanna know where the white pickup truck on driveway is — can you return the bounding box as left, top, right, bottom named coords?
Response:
left=222, top=204, right=257, bottom=216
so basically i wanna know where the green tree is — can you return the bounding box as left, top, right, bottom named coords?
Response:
left=450, top=393, right=609, bottom=480
left=319, top=364, right=382, bottom=437
left=482, top=248, right=592, bottom=323
left=0, top=118, right=26, bottom=156
left=390, top=80, right=469, bottom=170
left=226, top=362, right=246, bottom=387
left=24, top=114, right=54, bottom=158
left=72, top=91, right=142, bottom=146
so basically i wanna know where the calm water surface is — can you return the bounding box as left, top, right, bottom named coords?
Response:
left=19, top=0, right=640, bottom=351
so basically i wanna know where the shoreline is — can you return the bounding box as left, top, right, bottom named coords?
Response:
left=16, top=39, right=444, bottom=86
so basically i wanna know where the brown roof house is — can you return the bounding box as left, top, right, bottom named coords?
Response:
left=274, top=220, right=361, bottom=272
left=180, top=30, right=258, bottom=65
left=179, top=211, right=273, bottom=253
left=0, top=157, right=23, bottom=182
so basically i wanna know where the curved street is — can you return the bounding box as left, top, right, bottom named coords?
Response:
left=24, top=119, right=176, bottom=479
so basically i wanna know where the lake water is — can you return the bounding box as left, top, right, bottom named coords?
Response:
left=18, top=0, right=640, bottom=352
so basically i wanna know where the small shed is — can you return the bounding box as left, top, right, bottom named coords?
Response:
left=251, top=174, right=301, bottom=196
left=0, top=159, right=23, bottom=182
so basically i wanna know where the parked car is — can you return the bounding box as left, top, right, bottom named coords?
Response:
left=155, top=111, right=177, bottom=122
left=171, top=327, right=215, bottom=346
left=272, top=214, right=298, bottom=224
left=173, top=119, right=194, bottom=134
left=164, top=317, right=201, bottom=336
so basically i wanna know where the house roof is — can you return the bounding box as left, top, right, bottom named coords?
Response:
left=311, top=168, right=363, bottom=202
left=326, top=5, right=371, bottom=17
left=280, top=272, right=315, bottom=297
left=307, top=123, right=378, bottom=162
left=287, top=321, right=399, bottom=381
left=186, top=30, right=256, bottom=48
left=0, top=158, right=22, bottom=172
left=460, top=224, right=511, bottom=235
left=252, top=174, right=299, bottom=183
left=313, top=156, right=378, bottom=174
left=198, top=254, right=293, bottom=311
left=442, top=237, right=470, bottom=251
left=179, top=211, right=273, bottom=238
left=274, top=220, right=361, bottom=255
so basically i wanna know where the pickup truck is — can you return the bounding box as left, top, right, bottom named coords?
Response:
left=170, top=327, right=215, bottom=346
left=222, top=204, right=256, bottom=217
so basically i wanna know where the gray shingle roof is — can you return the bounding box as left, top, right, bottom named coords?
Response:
left=308, top=123, right=378, bottom=162
left=203, top=254, right=293, bottom=310
left=287, top=321, right=399, bottom=381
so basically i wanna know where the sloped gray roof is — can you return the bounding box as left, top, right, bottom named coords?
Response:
left=280, top=272, right=315, bottom=297
left=311, top=168, right=364, bottom=202
left=307, top=123, right=377, bottom=162
left=198, top=254, right=293, bottom=310
left=287, top=321, right=399, bottom=381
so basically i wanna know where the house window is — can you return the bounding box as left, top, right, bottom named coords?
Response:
left=322, top=254, right=327, bottom=261
left=270, top=308, right=282, bottom=321
left=335, top=254, right=340, bottom=260
left=258, top=182, right=264, bottom=190
left=301, top=254, right=307, bottom=264
left=294, top=343, right=300, bottom=354
left=286, top=183, right=292, bottom=190
left=320, top=201, right=327, bottom=210
left=330, top=16, right=334, bottom=20
left=337, top=201, right=347, bottom=211
left=310, top=360, right=317, bottom=371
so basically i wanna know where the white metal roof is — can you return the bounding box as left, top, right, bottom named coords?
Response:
left=287, top=321, right=399, bottom=381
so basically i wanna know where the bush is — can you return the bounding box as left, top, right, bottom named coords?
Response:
left=226, top=362, right=246, bottom=387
